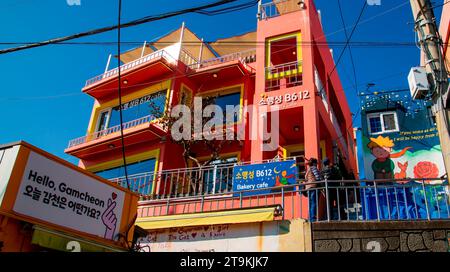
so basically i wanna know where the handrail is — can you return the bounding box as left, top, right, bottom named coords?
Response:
left=189, top=49, right=256, bottom=70
left=259, top=0, right=302, bottom=20
left=137, top=178, right=449, bottom=222
left=67, top=114, right=158, bottom=148
left=84, top=49, right=175, bottom=87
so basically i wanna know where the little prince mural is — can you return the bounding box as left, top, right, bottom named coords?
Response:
left=367, top=135, right=411, bottom=179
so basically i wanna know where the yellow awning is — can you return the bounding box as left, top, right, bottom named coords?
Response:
left=31, top=226, right=126, bottom=252
left=136, top=207, right=276, bottom=230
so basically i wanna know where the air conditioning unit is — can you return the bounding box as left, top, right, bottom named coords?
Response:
left=408, top=66, right=430, bottom=100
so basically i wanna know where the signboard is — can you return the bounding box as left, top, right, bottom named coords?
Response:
left=259, top=90, right=310, bottom=106
left=13, top=151, right=125, bottom=241
left=232, top=160, right=297, bottom=196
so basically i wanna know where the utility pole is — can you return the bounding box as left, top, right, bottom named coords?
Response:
left=410, top=0, right=450, bottom=177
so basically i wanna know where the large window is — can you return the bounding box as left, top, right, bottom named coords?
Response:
left=201, top=90, right=241, bottom=125
left=94, top=158, right=156, bottom=195
left=367, top=112, right=399, bottom=135
left=96, top=90, right=167, bottom=132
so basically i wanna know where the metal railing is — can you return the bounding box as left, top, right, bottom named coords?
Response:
left=265, top=61, right=303, bottom=91
left=67, top=114, right=158, bottom=148
left=188, top=49, right=256, bottom=71
left=137, top=178, right=450, bottom=222
left=179, top=49, right=198, bottom=67
left=259, top=0, right=302, bottom=20
left=85, top=49, right=175, bottom=87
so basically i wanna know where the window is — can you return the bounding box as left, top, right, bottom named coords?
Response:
left=367, top=112, right=399, bottom=134
left=201, top=89, right=241, bottom=125
left=94, top=158, right=156, bottom=195
left=95, top=90, right=167, bottom=132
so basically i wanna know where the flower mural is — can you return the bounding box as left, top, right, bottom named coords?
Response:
left=413, top=161, right=440, bottom=180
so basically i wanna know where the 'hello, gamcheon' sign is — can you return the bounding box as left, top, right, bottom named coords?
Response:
left=0, top=141, right=138, bottom=249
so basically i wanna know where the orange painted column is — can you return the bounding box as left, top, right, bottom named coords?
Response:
left=303, top=100, right=320, bottom=162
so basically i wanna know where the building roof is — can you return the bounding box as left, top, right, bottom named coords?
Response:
left=208, top=31, right=256, bottom=56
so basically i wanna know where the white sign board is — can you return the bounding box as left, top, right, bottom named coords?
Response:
left=13, top=151, right=125, bottom=241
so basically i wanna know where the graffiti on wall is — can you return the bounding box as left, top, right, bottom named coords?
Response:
left=136, top=220, right=309, bottom=252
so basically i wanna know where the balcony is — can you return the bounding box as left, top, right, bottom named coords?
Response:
left=65, top=115, right=166, bottom=159
left=265, top=61, right=303, bottom=91
left=187, top=49, right=256, bottom=84
left=259, top=0, right=303, bottom=20
left=107, top=160, right=450, bottom=222
left=82, top=46, right=197, bottom=101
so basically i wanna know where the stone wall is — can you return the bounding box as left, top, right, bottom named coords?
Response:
left=312, top=221, right=450, bottom=252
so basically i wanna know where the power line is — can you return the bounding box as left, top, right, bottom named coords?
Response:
left=117, top=0, right=130, bottom=191
left=329, top=1, right=367, bottom=78
left=0, top=0, right=249, bottom=55
left=1, top=40, right=446, bottom=47
left=337, top=0, right=359, bottom=97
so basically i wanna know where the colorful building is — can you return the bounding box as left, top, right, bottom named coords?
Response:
left=65, top=0, right=357, bottom=251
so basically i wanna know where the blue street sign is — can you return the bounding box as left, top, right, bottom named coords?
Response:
left=232, top=160, right=298, bottom=196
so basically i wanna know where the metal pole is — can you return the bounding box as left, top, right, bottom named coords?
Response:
left=421, top=179, right=431, bottom=220
left=325, top=179, right=330, bottom=221
left=104, top=54, right=112, bottom=73
left=374, top=182, right=381, bottom=221
left=198, top=38, right=204, bottom=69
left=140, top=41, right=147, bottom=58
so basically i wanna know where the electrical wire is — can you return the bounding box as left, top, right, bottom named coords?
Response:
left=117, top=0, right=131, bottom=191
left=329, top=1, right=367, bottom=78
left=0, top=0, right=244, bottom=55
left=337, top=0, right=358, bottom=96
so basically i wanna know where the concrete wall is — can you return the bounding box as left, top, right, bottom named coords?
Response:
left=312, top=221, right=450, bottom=252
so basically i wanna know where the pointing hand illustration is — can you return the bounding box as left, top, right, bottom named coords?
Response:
left=102, top=197, right=117, bottom=240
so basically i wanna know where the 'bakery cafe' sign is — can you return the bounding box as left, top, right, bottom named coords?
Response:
left=259, top=90, right=311, bottom=106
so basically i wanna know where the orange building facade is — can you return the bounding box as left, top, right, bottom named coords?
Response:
left=65, top=0, right=357, bottom=251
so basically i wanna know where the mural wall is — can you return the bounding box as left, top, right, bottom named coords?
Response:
left=358, top=90, right=449, bottom=220
left=359, top=90, right=445, bottom=181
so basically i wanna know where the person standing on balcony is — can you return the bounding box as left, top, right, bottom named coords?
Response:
left=304, top=158, right=322, bottom=222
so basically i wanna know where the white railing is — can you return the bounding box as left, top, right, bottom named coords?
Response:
left=189, top=49, right=256, bottom=70
left=67, top=114, right=157, bottom=148
left=179, top=49, right=198, bottom=67
left=259, top=0, right=302, bottom=20
left=84, top=49, right=175, bottom=87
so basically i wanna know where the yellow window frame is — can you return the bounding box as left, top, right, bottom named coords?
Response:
left=265, top=32, right=303, bottom=79
left=195, top=84, right=244, bottom=125
left=87, top=80, right=172, bottom=135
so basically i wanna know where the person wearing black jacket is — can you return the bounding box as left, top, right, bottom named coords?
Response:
left=321, top=157, right=343, bottom=220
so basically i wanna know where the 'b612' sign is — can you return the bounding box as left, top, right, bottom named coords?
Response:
left=259, top=90, right=310, bottom=106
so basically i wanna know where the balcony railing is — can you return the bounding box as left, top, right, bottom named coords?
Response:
left=137, top=178, right=450, bottom=222
left=179, top=49, right=198, bottom=67
left=84, top=49, right=176, bottom=88
left=265, top=61, right=303, bottom=91
left=259, top=0, right=302, bottom=20
left=188, top=49, right=256, bottom=71
left=67, top=114, right=158, bottom=148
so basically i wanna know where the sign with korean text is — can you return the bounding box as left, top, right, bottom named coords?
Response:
left=259, top=90, right=310, bottom=106
left=13, top=151, right=125, bottom=241
left=232, top=160, right=297, bottom=196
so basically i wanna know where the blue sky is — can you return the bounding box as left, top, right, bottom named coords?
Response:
left=0, top=0, right=446, bottom=164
